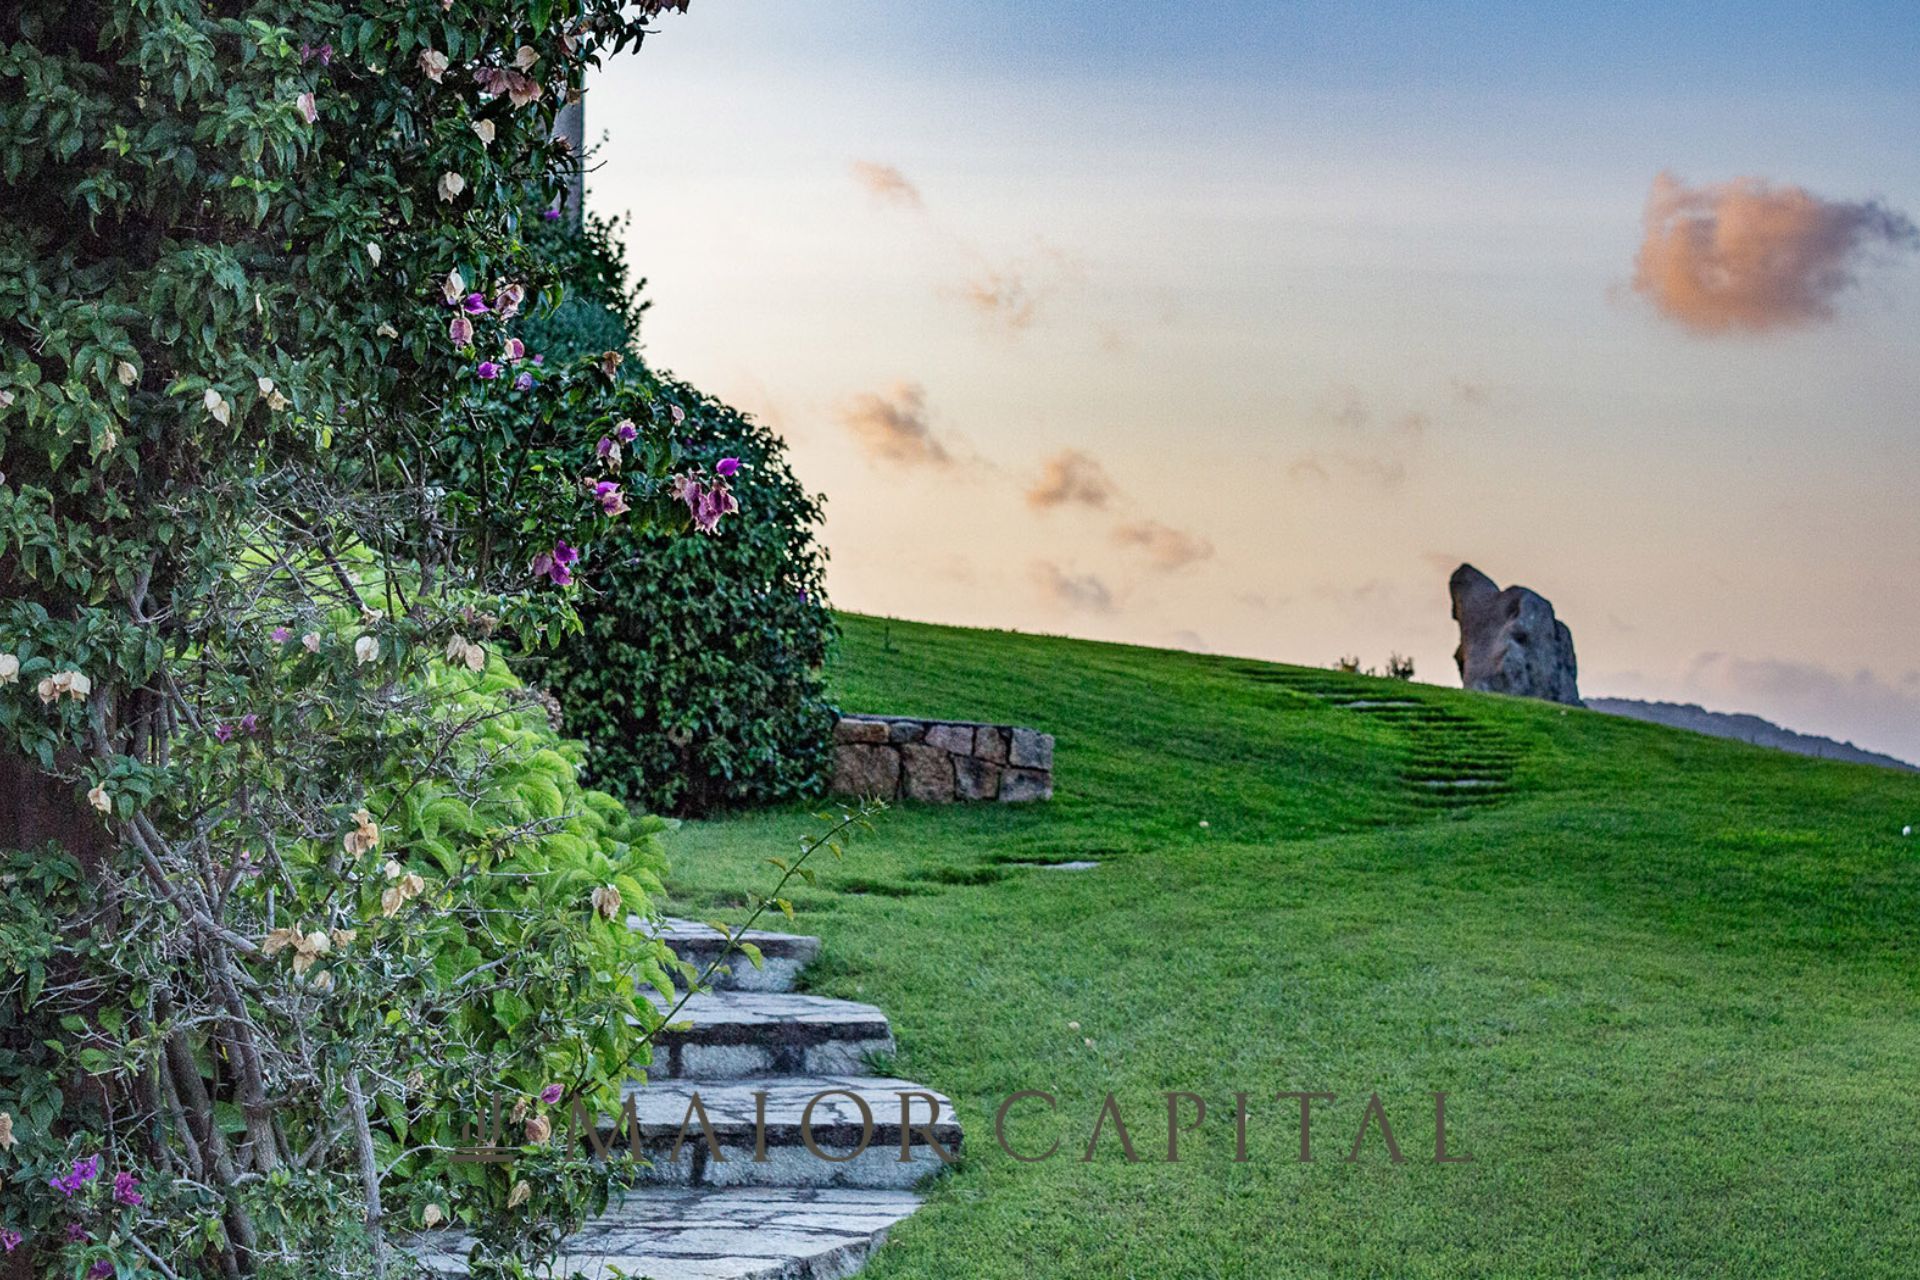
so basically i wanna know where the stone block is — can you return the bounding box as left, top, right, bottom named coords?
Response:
left=1009, top=728, right=1054, bottom=770
left=887, top=721, right=925, bottom=744
left=898, top=743, right=956, bottom=803
left=831, top=744, right=899, bottom=798
left=953, top=757, right=1002, bottom=801
left=999, top=768, right=1052, bottom=803
left=923, top=723, right=974, bottom=753
left=834, top=717, right=891, bottom=744
left=973, top=726, right=1009, bottom=763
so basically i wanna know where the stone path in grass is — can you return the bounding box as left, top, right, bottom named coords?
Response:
left=417, top=917, right=958, bottom=1279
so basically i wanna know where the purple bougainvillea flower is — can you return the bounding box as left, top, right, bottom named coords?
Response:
left=503, top=337, right=525, bottom=361
left=300, top=42, right=333, bottom=66
left=48, top=1155, right=102, bottom=1197
left=541, top=1083, right=564, bottom=1105
left=614, top=419, right=638, bottom=443
left=542, top=208, right=562, bottom=221
left=214, top=723, right=235, bottom=743
left=296, top=92, right=319, bottom=124
left=592, top=481, right=629, bottom=516
left=240, top=713, right=259, bottom=735
left=532, top=541, right=579, bottom=586
left=715, top=457, right=741, bottom=478
left=271, top=626, right=291, bottom=643
left=513, top=372, right=534, bottom=391
left=476, top=361, right=502, bottom=380
left=449, top=314, right=474, bottom=346
left=88, top=1263, right=111, bottom=1280
left=462, top=292, right=490, bottom=315
left=672, top=474, right=738, bottom=535
left=798, top=588, right=811, bottom=604
left=595, top=436, right=618, bottom=462
left=0, top=1230, right=21, bottom=1253
left=112, top=1172, right=142, bottom=1207
left=495, top=284, right=526, bottom=319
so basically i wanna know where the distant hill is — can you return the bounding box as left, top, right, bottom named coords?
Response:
left=1587, top=697, right=1917, bottom=772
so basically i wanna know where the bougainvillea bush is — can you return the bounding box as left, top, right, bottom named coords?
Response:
left=509, top=214, right=836, bottom=815
left=0, top=2, right=738, bottom=1276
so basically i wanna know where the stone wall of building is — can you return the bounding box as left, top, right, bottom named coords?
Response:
left=829, top=716, right=1053, bottom=803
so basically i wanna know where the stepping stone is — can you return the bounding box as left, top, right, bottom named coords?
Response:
left=410, top=1185, right=923, bottom=1279
left=637, top=917, right=822, bottom=993
left=1007, top=860, right=1101, bottom=871
left=602, top=1075, right=962, bottom=1191
left=647, top=991, right=896, bottom=1079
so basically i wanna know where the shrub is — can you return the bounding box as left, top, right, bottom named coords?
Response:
left=526, top=375, right=836, bottom=814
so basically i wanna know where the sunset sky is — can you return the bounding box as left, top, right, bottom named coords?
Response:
left=588, top=1, right=1920, bottom=762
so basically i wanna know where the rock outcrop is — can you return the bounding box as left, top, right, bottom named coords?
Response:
left=1449, top=564, right=1581, bottom=706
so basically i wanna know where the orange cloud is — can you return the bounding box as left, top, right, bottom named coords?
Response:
left=838, top=383, right=951, bottom=468
left=1111, top=520, right=1214, bottom=571
left=850, top=160, right=922, bottom=209
left=1632, top=172, right=1918, bottom=334
left=1027, top=450, right=1116, bottom=510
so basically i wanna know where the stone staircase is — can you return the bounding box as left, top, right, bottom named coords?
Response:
left=417, top=916, right=957, bottom=1278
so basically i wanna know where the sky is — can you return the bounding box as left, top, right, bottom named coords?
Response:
left=586, top=1, right=1920, bottom=763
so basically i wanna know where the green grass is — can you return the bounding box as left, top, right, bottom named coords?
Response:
left=662, top=614, right=1920, bottom=1279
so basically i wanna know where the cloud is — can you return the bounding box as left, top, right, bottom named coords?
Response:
left=1027, top=450, right=1117, bottom=510
left=1031, top=560, right=1114, bottom=613
left=1111, top=520, right=1214, bottom=571
left=958, top=245, right=1084, bottom=334
left=1320, top=386, right=1371, bottom=431
left=1632, top=171, right=1919, bottom=334
left=1450, top=379, right=1494, bottom=407
left=850, top=160, right=922, bottom=209
left=837, top=383, right=951, bottom=468
left=1288, top=451, right=1408, bottom=490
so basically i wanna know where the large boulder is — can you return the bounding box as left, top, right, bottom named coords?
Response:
left=1449, top=564, right=1582, bottom=705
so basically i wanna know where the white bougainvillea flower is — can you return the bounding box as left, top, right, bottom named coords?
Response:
left=381, top=869, right=427, bottom=918
left=354, top=634, right=378, bottom=664
left=257, top=376, right=289, bottom=411
left=472, top=118, right=496, bottom=146
left=116, top=360, right=138, bottom=387
left=0, top=654, right=19, bottom=685
left=422, top=1205, right=444, bottom=1229
left=438, top=170, right=466, bottom=202
left=376, top=321, right=399, bottom=338
left=445, top=634, right=485, bottom=671
left=36, top=677, right=57, bottom=703
left=38, top=670, right=90, bottom=703
left=0, top=390, right=14, bottom=408
left=330, top=928, right=357, bottom=948
left=599, top=350, right=623, bottom=379
left=525, top=1115, right=552, bottom=1143
left=418, top=48, right=449, bottom=83
left=297, top=92, right=319, bottom=124
left=513, top=45, right=540, bottom=71
left=301, top=631, right=322, bottom=653
left=309, top=970, right=335, bottom=992
left=343, top=807, right=380, bottom=856
left=508, top=1180, right=531, bottom=1209
left=203, top=388, right=231, bottom=425
left=99, top=425, right=119, bottom=451
left=366, top=241, right=383, bottom=266
left=494, top=282, right=525, bottom=319
left=261, top=926, right=300, bottom=957
left=88, top=784, right=110, bottom=814
left=0, top=1112, right=14, bottom=1150
left=441, top=268, right=466, bottom=305
left=474, top=66, right=543, bottom=109
left=591, top=884, right=622, bottom=920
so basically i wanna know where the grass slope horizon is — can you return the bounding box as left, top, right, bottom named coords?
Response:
left=664, top=613, right=1920, bottom=1278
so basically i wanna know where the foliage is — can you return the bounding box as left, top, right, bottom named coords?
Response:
left=0, top=2, right=713, bottom=1275
left=512, top=199, right=837, bottom=816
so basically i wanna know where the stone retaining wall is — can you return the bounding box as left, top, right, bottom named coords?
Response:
left=829, top=716, right=1053, bottom=803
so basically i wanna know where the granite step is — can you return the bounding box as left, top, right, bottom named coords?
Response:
left=410, top=1185, right=923, bottom=1279
left=638, top=916, right=822, bottom=993
left=602, top=1076, right=962, bottom=1191
left=648, top=991, right=896, bottom=1080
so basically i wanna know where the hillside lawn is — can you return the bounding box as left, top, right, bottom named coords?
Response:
left=659, top=613, right=1920, bottom=1279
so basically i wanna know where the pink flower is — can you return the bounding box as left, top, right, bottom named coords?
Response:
left=715, top=457, right=741, bottom=478
left=449, top=315, right=474, bottom=346
left=596, top=436, right=620, bottom=464
left=513, top=372, right=534, bottom=391
left=296, top=92, right=319, bottom=124
left=592, top=481, right=629, bottom=516
left=495, top=284, right=525, bottom=318
left=214, top=723, right=235, bottom=743
left=530, top=541, right=579, bottom=587
left=540, top=1083, right=564, bottom=1105
left=673, top=474, right=738, bottom=535
left=476, top=361, right=502, bottom=380
left=669, top=404, right=686, bottom=425
left=503, top=337, right=525, bottom=361
left=614, top=419, right=639, bottom=443
left=0, top=1230, right=20, bottom=1253
left=462, top=292, right=490, bottom=315
left=271, top=626, right=292, bottom=643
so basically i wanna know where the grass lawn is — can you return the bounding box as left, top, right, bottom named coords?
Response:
left=660, top=613, right=1920, bottom=1279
